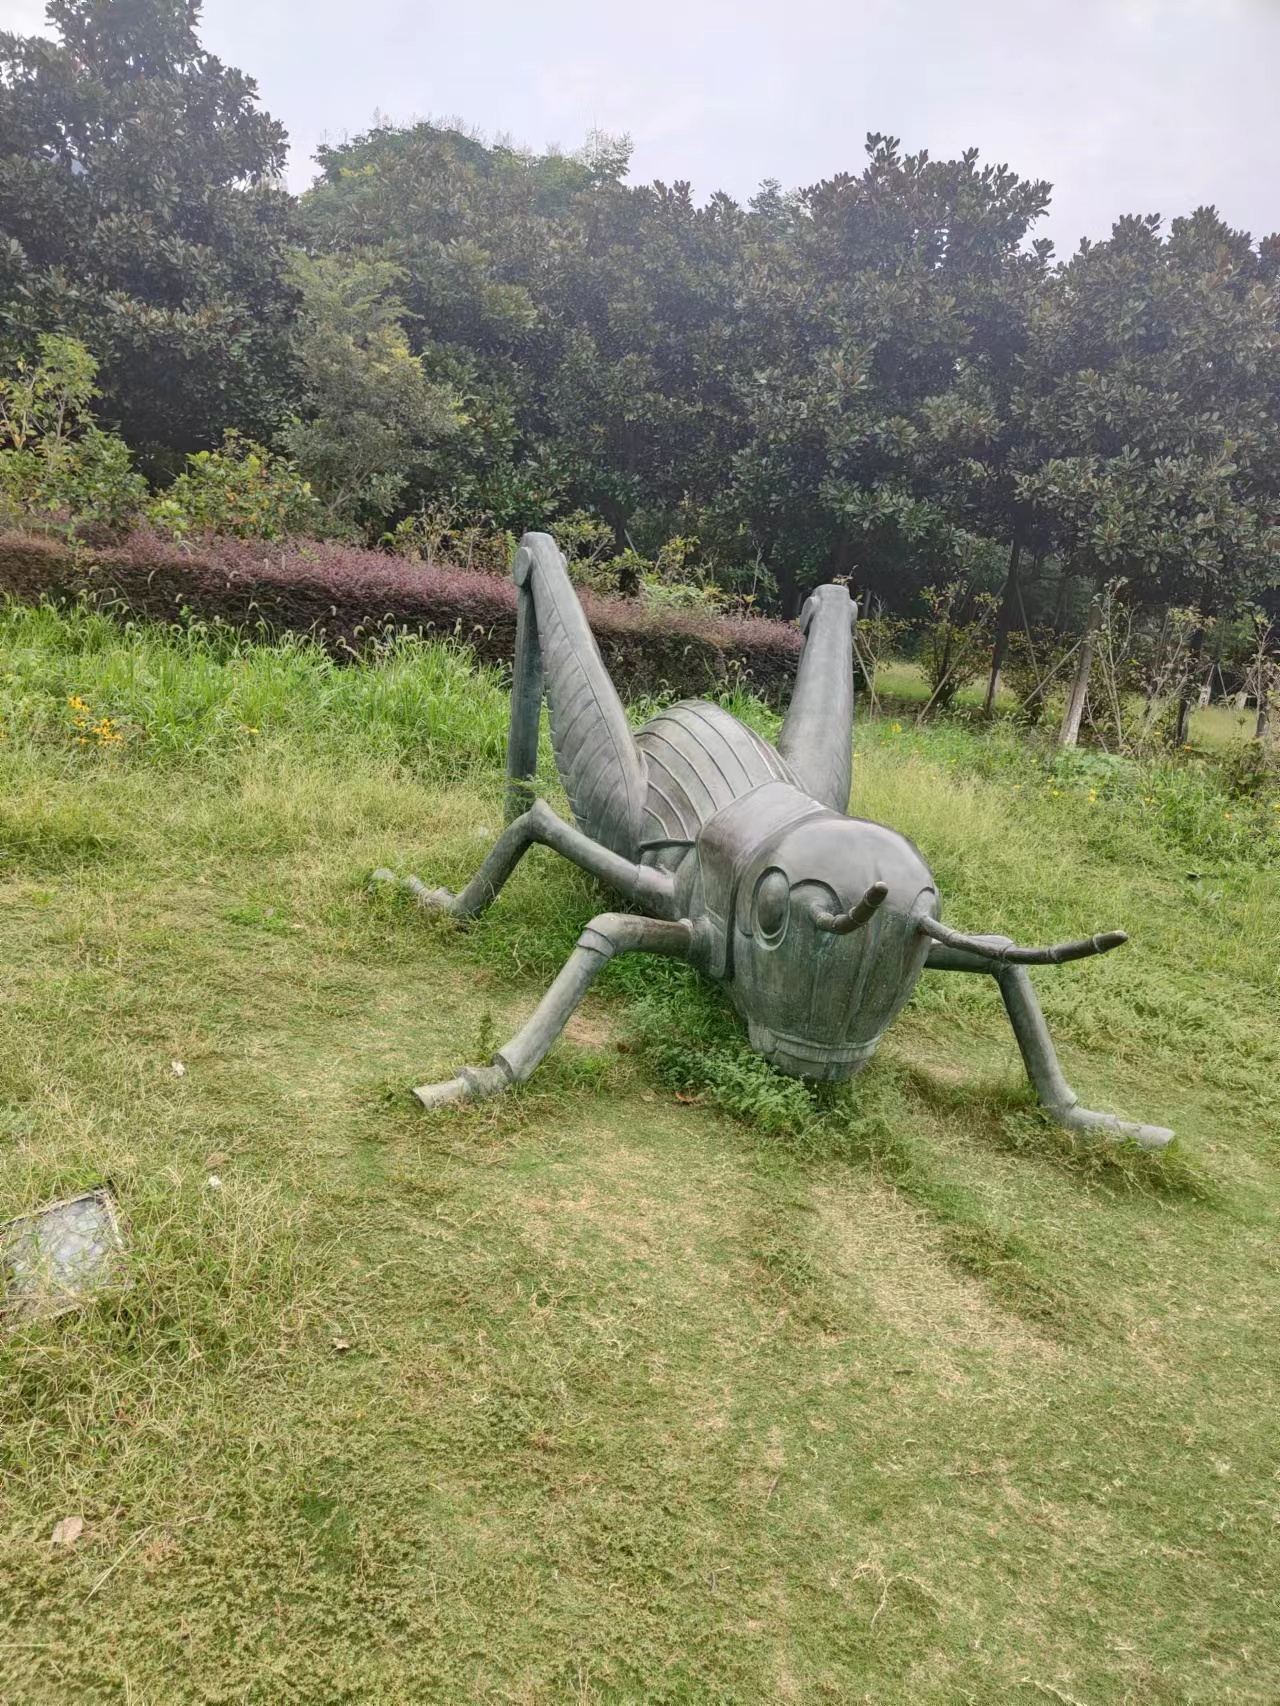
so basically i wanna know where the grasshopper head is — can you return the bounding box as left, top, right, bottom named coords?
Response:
left=729, top=812, right=938, bottom=1081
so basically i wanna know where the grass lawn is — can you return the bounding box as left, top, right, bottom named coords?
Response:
left=871, top=659, right=1260, bottom=753
left=1, top=604, right=1279, bottom=1704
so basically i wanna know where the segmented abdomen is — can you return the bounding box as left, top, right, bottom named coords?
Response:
left=635, top=701, right=798, bottom=848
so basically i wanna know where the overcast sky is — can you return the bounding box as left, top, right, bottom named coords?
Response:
left=6, top=0, right=1279, bottom=253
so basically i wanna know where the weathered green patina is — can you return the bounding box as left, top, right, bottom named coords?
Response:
left=376, top=533, right=1172, bottom=1149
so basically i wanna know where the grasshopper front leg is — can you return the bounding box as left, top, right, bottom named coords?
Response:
left=925, top=940, right=1174, bottom=1149
left=414, top=914, right=694, bottom=1108
left=991, top=963, right=1173, bottom=1148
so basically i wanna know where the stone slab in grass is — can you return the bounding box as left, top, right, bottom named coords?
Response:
left=1, top=1189, right=125, bottom=1324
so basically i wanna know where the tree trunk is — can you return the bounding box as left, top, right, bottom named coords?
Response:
left=1051, top=569, right=1071, bottom=633
left=1144, top=609, right=1171, bottom=703
left=826, top=524, right=855, bottom=584
left=982, top=536, right=1022, bottom=716
left=599, top=496, right=629, bottom=554
left=774, top=559, right=803, bottom=620
left=1258, top=668, right=1273, bottom=741
left=1015, top=551, right=1048, bottom=724
left=1058, top=595, right=1102, bottom=749
left=1174, top=623, right=1207, bottom=747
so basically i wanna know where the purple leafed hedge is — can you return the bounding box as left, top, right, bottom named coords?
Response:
left=0, top=529, right=803, bottom=704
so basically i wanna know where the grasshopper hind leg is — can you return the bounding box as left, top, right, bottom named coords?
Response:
left=374, top=532, right=669, bottom=921
left=778, top=584, right=859, bottom=812
left=509, top=532, right=648, bottom=859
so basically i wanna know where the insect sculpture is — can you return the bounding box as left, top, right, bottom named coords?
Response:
left=376, top=533, right=1172, bottom=1149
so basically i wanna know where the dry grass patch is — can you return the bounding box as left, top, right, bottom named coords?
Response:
left=814, top=1178, right=1061, bottom=1379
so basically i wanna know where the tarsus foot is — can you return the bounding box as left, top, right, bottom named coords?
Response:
left=412, top=1062, right=512, bottom=1109
left=369, top=868, right=460, bottom=915
left=1053, top=1102, right=1174, bottom=1151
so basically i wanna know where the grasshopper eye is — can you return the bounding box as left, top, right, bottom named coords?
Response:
left=752, top=868, right=791, bottom=946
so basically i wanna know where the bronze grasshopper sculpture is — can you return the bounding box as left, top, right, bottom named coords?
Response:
left=376, top=532, right=1172, bottom=1149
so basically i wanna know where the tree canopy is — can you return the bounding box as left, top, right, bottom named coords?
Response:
left=0, top=0, right=296, bottom=462
left=2, top=0, right=1278, bottom=653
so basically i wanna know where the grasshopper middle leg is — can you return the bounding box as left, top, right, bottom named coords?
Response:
left=371, top=798, right=675, bottom=921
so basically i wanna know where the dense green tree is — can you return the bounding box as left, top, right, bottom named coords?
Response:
left=0, top=0, right=296, bottom=461
left=1017, top=211, right=1280, bottom=606
left=299, top=124, right=753, bottom=542
left=3, top=1, right=1278, bottom=682
left=704, top=138, right=1053, bottom=612
left=1015, top=211, right=1280, bottom=738
left=0, top=329, right=144, bottom=528
left=299, top=124, right=619, bottom=527
left=918, top=207, right=1280, bottom=726
left=280, top=253, right=458, bottom=528
left=298, top=127, right=1058, bottom=612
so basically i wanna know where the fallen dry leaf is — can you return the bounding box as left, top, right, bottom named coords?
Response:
left=332, top=1337, right=351, bottom=1354
left=169, top=1060, right=185, bottom=1078
left=51, top=1515, right=85, bottom=1547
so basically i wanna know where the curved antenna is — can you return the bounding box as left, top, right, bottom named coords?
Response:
left=916, top=915, right=1127, bottom=965
left=812, top=880, right=890, bottom=935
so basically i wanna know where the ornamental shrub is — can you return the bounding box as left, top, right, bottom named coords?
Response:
left=0, top=335, right=146, bottom=534
left=0, top=529, right=803, bottom=705
left=147, top=433, right=326, bottom=543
